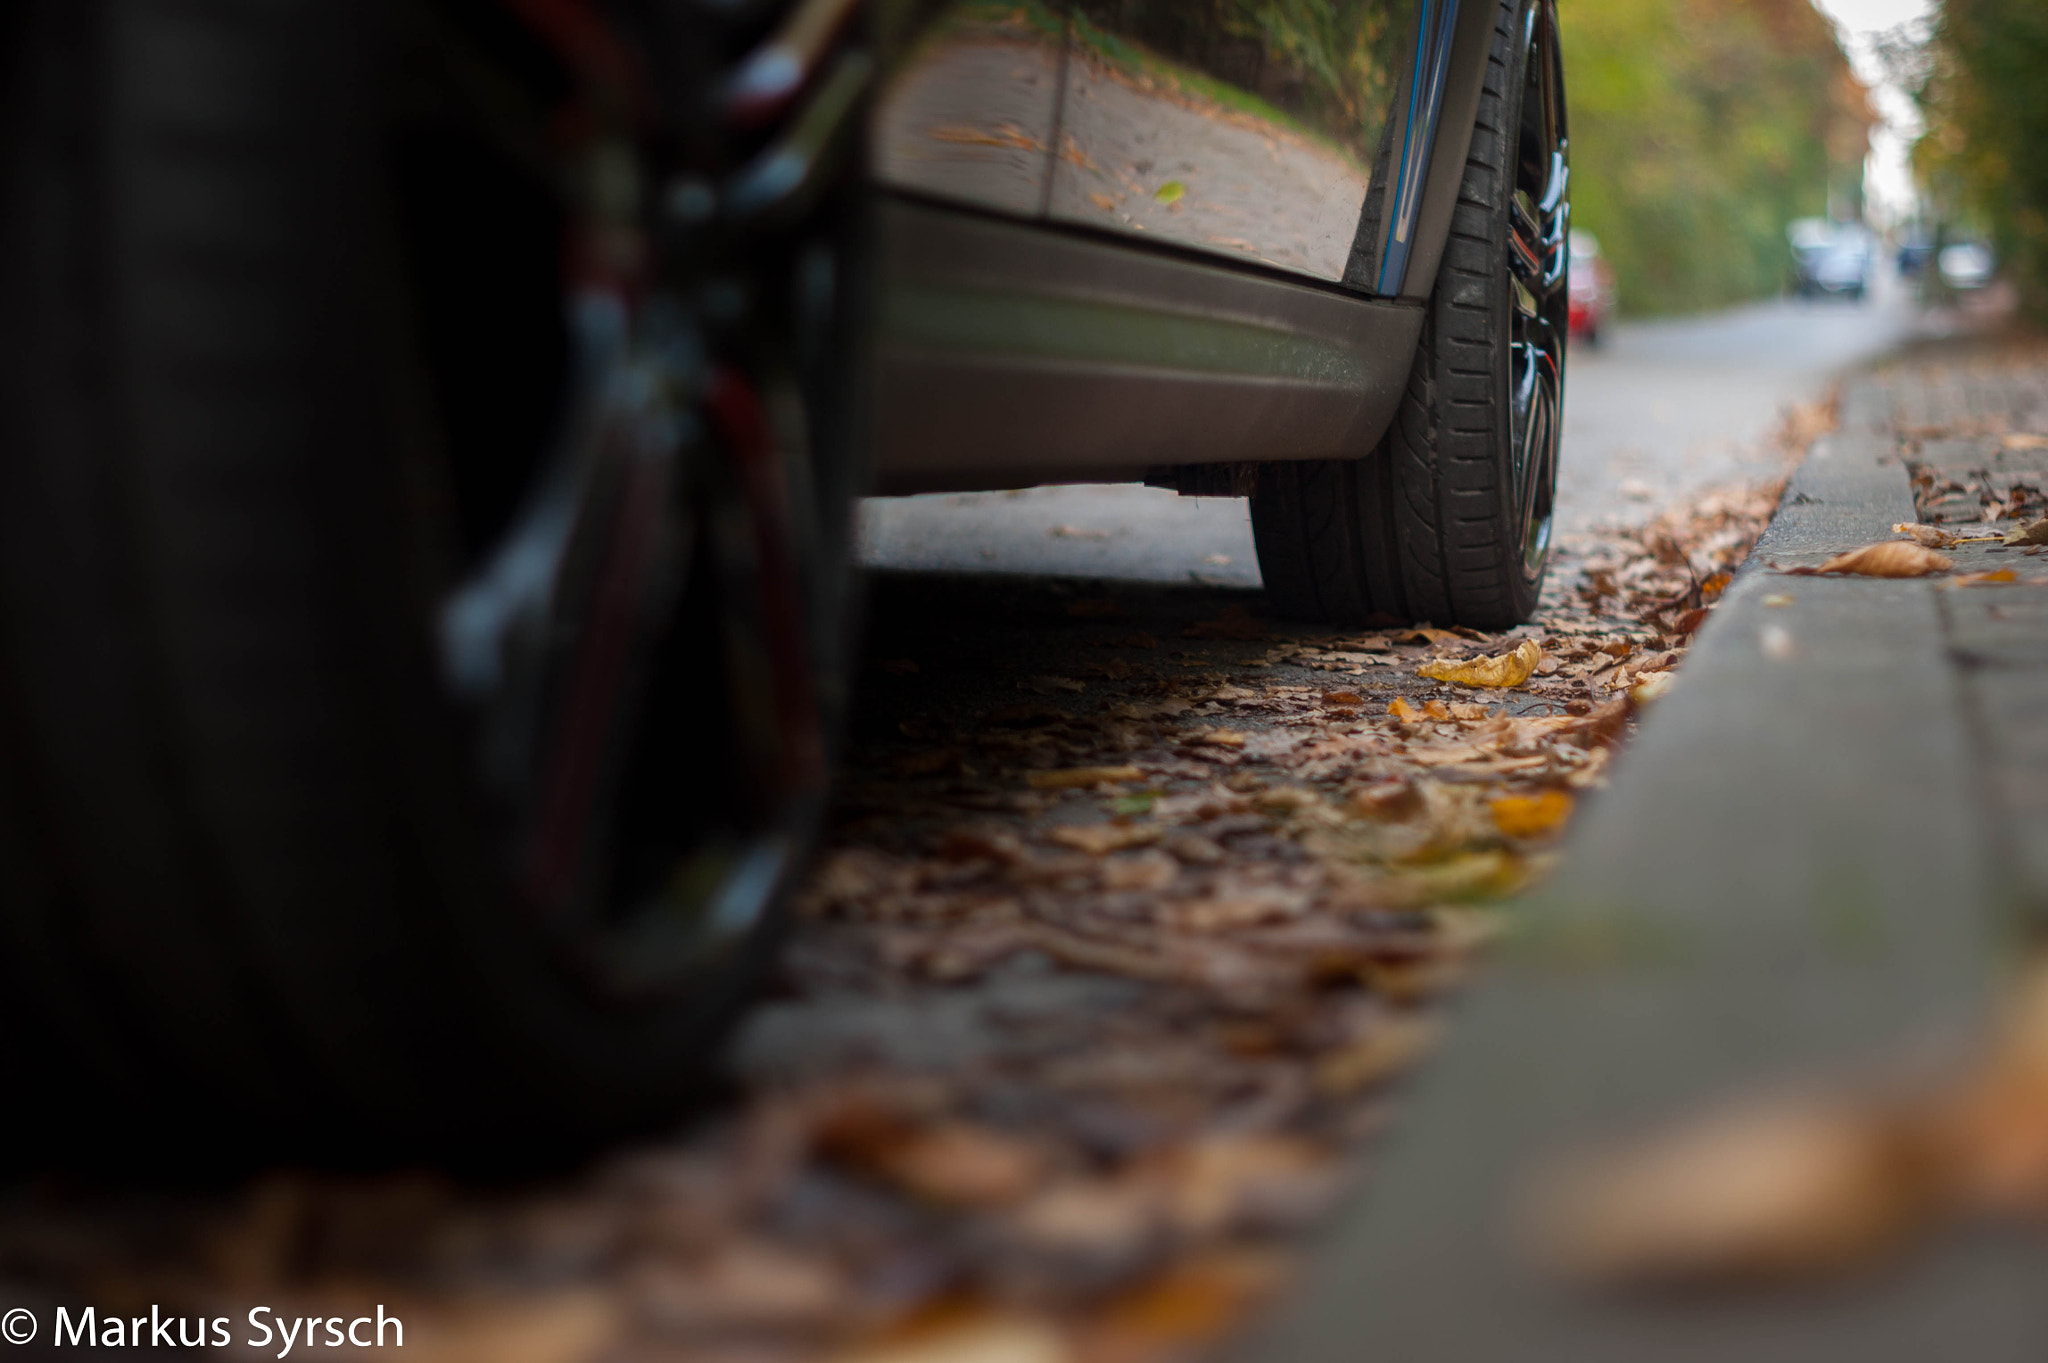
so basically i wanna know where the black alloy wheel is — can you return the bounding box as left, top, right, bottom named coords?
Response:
left=0, top=0, right=868, bottom=1165
left=1250, top=0, right=1569, bottom=629
left=1506, top=0, right=1569, bottom=586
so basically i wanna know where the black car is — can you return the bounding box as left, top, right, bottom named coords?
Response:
left=0, top=0, right=1567, bottom=1159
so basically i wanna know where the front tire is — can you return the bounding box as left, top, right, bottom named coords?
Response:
left=0, top=0, right=864, bottom=1166
left=1253, top=0, right=1566, bottom=629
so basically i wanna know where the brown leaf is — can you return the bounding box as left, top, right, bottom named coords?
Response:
left=1081, top=1250, right=1287, bottom=1357
left=1048, top=823, right=1159, bottom=855
left=2002, top=517, right=2048, bottom=547
left=631, top=1242, right=848, bottom=1333
left=1026, top=765, right=1143, bottom=790
left=1417, top=638, right=1543, bottom=688
left=1810, top=541, right=1954, bottom=577
left=1314, top=1015, right=1441, bottom=1095
left=835, top=1311, right=1070, bottom=1363
left=1893, top=522, right=1960, bottom=549
left=1527, top=1096, right=1934, bottom=1287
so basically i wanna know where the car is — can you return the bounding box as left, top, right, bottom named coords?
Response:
left=1938, top=240, right=1996, bottom=291
left=0, top=0, right=1569, bottom=1160
left=1896, top=229, right=1935, bottom=278
left=1567, top=229, right=1617, bottom=344
left=1790, top=220, right=1871, bottom=300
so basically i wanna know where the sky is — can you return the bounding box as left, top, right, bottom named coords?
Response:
left=1808, top=0, right=1937, bottom=223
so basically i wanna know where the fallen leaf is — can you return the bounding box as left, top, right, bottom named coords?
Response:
left=1087, top=191, right=1117, bottom=211
left=633, top=1242, right=847, bottom=1332
left=1809, top=541, right=1954, bottom=577
left=1153, top=180, right=1186, bottom=204
left=1386, top=697, right=1422, bottom=720
left=1194, top=729, right=1247, bottom=749
left=1490, top=790, right=1574, bottom=839
left=2000, top=432, right=2048, bottom=451
left=1418, top=638, right=1544, bottom=688
left=1313, top=1016, right=1441, bottom=1095
left=1946, top=568, right=2019, bottom=587
left=929, top=123, right=1044, bottom=151
left=1048, top=823, right=1158, bottom=855
left=1081, top=1250, right=1286, bottom=1356
left=1027, top=766, right=1143, bottom=790
left=403, top=1291, right=622, bottom=1363
left=1630, top=671, right=1676, bottom=704
left=1762, top=593, right=1795, bottom=607
left=1528, top=1096, right=1932, bottom=1286
left=1893, top=522, right=1960, bottom=549
left=834, top=1311, right=1070, bottom=1363
left=2002, top=518, right=2048, bottom=547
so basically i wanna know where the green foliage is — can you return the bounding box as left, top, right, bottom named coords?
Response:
left=1908, top=0, right=2048, bottom=317
left=1561, top=0, right=1870, bottom=315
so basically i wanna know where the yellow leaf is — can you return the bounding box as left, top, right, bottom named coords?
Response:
left=1946, top=568, right=2019, bottom=587
left=1153, top=180, right=1186, bottom=204
left=1387, top=696, right=1422, bottom=720
left=1418, top=638, right=1544, bottom=688
left=1027, top=765, right=1142, bottom=789
left=1490, top=789, right=1574, bottom=838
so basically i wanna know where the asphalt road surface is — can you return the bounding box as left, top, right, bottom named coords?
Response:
left=859, top=275, right=1930, bottom=590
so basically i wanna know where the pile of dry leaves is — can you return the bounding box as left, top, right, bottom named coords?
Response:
left=0, top=474, right=1797, bottom=1363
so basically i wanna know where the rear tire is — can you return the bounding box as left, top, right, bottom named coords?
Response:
left=1252, top=0, right=1566, bottom=630
left=0, top=0, right=862, bottom=1167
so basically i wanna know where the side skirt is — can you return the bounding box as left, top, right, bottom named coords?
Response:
left=871, top=198, right=1425, bottom=493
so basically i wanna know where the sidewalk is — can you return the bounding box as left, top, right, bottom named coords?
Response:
left=1246, top=334, right=2048, bottom=1360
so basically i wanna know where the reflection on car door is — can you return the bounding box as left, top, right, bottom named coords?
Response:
left=872, top=3, right=1066, bottom=219
left=1047, top=1, right=1420, bottom=284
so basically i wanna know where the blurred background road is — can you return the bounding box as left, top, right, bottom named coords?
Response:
left=857, top=273, right=1930, bottom=591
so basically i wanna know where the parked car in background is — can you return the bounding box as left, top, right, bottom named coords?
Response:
left=1938, top=240, right=1996, bottom=291
left=1567, top=229, right=1616, bottom=345
left=1788, top=217, right=1869, bottom=300
left=1896, top=229, right=1936, bottom=278
left=1790, top=221, right=1871, bottom=301
left=0, top=0, right=1571, bottom=1161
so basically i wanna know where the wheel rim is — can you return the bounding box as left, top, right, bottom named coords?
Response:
left=399, top=3, right=852, bottom=1000
left=1507, top=0, right=1568, bottom=583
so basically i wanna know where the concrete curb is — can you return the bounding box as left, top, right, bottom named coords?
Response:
left=1245, top=382, right=2048, bottom=1361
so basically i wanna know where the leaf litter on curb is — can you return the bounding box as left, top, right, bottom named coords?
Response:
left=0, top=461, right=1801, bottom=1361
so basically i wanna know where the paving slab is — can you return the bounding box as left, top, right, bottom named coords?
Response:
left=1242, top=358, right=2048, bottom=1361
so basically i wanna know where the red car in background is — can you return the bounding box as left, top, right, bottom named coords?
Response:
left=1569, top=230, right=1618, bottom=345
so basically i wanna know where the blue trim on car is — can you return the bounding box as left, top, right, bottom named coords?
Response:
left=1376, top=0, right=1461, bottom=294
